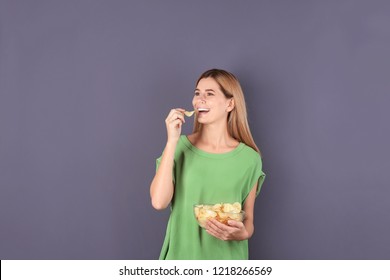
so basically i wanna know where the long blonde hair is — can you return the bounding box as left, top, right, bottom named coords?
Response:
left=193, top=69, right=262, bottom=156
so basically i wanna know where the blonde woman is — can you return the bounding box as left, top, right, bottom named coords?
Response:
left=150, top=69, right=266, bottom=260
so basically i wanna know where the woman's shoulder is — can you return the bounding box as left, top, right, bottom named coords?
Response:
left=175, top=135, right=195, bottom=154
left=185, top=133, right=197, bottom=144
left=239, top=143, right=262, bottom=163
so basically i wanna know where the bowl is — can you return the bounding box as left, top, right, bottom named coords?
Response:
left=193, top=203, right=245, bottom=228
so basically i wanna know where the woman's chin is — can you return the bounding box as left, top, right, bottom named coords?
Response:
left=196, top=119, right=210, bottom=125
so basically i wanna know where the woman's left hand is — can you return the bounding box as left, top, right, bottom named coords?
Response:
left=205, top=219, right=249, bottom=241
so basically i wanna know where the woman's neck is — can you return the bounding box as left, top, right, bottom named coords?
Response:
left=190, top=124, right=239, bottom=153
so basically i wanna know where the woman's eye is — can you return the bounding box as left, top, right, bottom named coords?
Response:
left=194, top=92, right=200, bottom=96
left=207, top=92, right=214, bottom=96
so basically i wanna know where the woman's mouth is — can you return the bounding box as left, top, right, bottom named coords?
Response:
left=197, top=108, right=210, bottom=116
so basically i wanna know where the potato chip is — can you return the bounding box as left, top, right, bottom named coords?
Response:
left=232, top=202, right=241, bottom=213
left=184, top=110, right=195, bottom=117
left=222, top=203, right=234, bottom=213
left=203, top=205, right=212, bottom=210
left=212, top=203, right=222, bottom=211
left=194, top=202, right=244, bottom=227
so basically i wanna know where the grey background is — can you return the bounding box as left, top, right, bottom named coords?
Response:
left=1, top=0, right=389, bottom=259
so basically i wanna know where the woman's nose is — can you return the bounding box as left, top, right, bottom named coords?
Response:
left=198, top=95, right=206, bottom=103
left=193, top=92, right=207, bottom=104
left=198, top=92, right=207, bottom=100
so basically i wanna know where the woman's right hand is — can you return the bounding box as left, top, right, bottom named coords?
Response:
left=165, top=108, right=186, bottom=144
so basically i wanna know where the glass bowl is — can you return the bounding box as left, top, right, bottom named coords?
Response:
left=193, top=204, right=245, bottom=228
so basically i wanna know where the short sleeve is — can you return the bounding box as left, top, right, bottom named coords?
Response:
left=246, top=155, right=266, bottom=200
left=155, top=156, right=176, bottom=184
left=155, top=156, right=161, bottom=172
left=256, top=170, right=266, bottom=197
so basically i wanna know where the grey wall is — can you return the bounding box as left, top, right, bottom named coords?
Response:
left=1, top=0, right=389, bottom=259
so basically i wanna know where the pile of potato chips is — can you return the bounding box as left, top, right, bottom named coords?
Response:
left=194, top=202, right=244, bottom=227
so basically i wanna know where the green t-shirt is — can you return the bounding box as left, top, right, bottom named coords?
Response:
left=156, top=135, right=266, bottom=260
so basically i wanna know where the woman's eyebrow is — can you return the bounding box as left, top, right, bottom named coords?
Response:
left=194, top=88, right=215, bottom=92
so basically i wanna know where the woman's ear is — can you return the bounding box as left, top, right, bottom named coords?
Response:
left=227, top=98, right=235, bottom=112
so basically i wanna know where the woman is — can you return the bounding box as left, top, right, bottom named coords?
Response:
left=150, top=69, right=266, bottom=260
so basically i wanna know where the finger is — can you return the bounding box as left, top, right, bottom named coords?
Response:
left=227, top=220, right=244, bottom=228
left=167, top=109, right=178, bottom=119
left=168, top=111, right=185, bottom=123
left=166, top=109, right=184, bottom=120
left=171, top=115, right=185, bottom=126
left=205, top=228, right=224, bottom=240
left=170, top=108, right=186, bottom=116
left=206, top=219, right=228, bottom=234
left=207, top=228, right=230, bottom=241
left=205, top=220, right=218, bottom=233
left=176, top=113, right=186, bottom=123
left=170, top=119, right=183, bottom=129
left=208, top=219, right=228, bottom=230
left=167, top=116, right=184, bottom=127
left=206, top=228, right=217, bottom=237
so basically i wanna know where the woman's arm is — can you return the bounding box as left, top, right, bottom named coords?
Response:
left=150, top=142, right=176, bottom=210
left=150, top=108, right=185, bottom=210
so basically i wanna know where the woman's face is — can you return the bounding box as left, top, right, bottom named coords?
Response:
left=192, top=77, right=233, bottom=125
